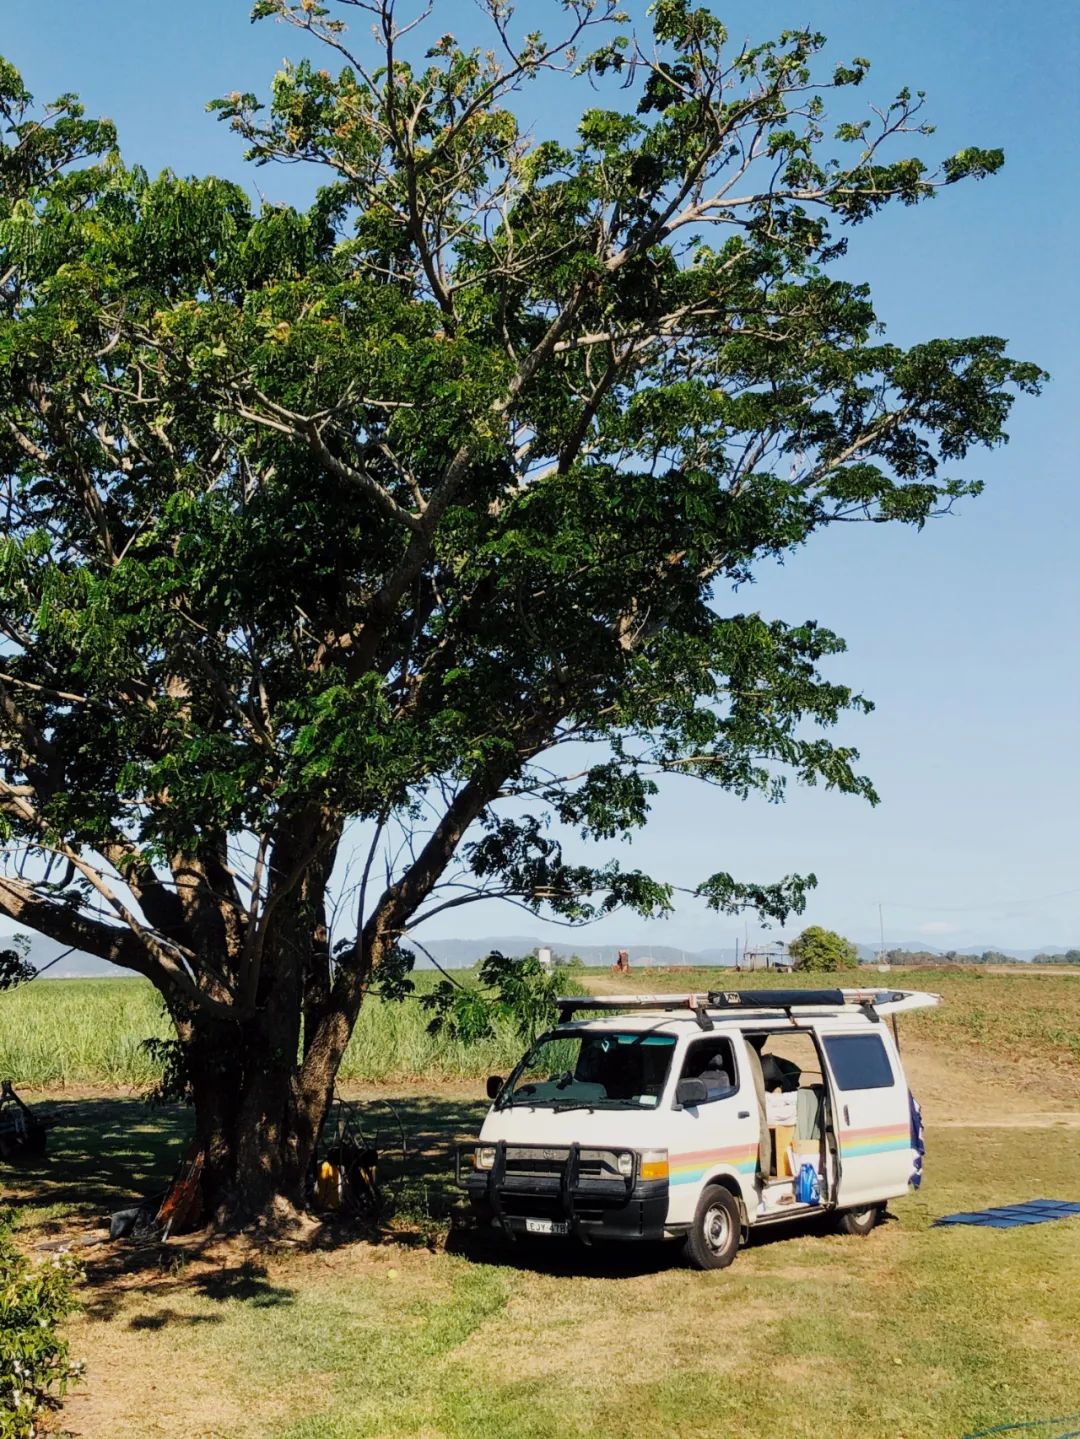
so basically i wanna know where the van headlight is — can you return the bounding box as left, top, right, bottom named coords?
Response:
left=473, top=1145, right=497, bottom=1171
left=616, top=1152, right=634, bottom=1178
left=639, top=1149, right=669, bottom=1181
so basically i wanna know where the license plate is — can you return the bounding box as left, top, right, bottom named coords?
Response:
left=525, top=1218, right=569, bottom=1236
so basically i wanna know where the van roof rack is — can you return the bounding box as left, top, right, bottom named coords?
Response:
left=554, top=988, right=939, bottom=1028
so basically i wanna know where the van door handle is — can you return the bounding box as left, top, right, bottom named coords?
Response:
left=843, top=1105, right=850, bottom=1126
left=738, top=1110, right=750, bottom=1119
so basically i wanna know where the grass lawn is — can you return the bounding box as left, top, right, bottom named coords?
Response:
left=3, top=966, right=1078, bottom=1438
left=7, top=1107, right=1079, bottom=1436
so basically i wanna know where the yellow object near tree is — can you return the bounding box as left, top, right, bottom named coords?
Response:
left=315, top=1161, right=342, bottom=1211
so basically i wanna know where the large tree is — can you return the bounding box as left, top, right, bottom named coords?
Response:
left=0, top=3, right=1043, bottom=1223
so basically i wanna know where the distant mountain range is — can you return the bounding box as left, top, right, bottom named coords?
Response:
left=3, top=928, right=1076, bottom=978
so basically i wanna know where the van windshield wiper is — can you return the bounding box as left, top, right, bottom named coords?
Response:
left=503, top=1095, right=636, bottom=1112
left=501, top=1098, right=594, bottom=1112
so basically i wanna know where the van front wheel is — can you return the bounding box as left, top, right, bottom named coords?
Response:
left=834, top=1205, right=882, bottom=1237
left=685, top=1185, right=742, bottom=1270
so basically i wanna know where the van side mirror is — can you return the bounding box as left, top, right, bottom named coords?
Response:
left=485, top=1074, right=504, bottom=1100
left=676, top=1077, right=708, bottom=1108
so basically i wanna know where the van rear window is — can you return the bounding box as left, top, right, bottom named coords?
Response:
left=823, top=1034, right=894, bottom=1090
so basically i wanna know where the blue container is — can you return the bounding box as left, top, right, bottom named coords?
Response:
left=796, top=1163, right=820, bottom=1205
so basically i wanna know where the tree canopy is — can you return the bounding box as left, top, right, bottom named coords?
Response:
left=788, top=925, right=859, bottom=972
left=0, top=2, right=1044, bottom=1218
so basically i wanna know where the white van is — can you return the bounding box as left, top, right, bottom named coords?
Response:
left=461, top=987, right=935, bottom=1268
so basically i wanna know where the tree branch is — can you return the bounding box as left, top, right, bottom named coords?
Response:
left=0, top=873, right=240, bottom=1020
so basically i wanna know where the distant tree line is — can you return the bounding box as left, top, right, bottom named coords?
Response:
left=878, top=948, right=1080, bottom=967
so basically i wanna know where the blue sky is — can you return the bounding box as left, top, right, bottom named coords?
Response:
left=5, top=1, right=1077, bottom=954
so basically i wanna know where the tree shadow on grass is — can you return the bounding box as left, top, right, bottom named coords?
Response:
left=448, top=1210, right=881, bottom=1279
left=194, top=1258, right=296, bottom=1307
left=6, top=1091, right=488, bottom=1235
left=2, top=1098, right=299, bottom=1329
left=448, top=1194, right=898, bottom=1278
left=449, top=1224, right=681, bottom=1278
left=81, top=1254, right=299, bottom=1326
left=127, top=1309, right=222, bottom=1330
left=4, top=1091, right=484, bottom=1325
left=71, top=1226, right=303, bottom=1322
left=4, top=1095, right=191, bottom=1235
left=4, top=1091, right=894, bottom=1299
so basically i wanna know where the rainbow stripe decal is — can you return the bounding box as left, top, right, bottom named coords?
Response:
left=670, top=1143, right=758, bottom=1186
left=839, top=1123, right=911, bottom=1158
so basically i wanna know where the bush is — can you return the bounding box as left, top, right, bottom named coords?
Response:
left=553, top=954, right=586, bottom=971
left=422, top=951, right=587, bottom=1048
left=0, top=1213, right=82, bottom=1438
left=788, top=926, right=859, bottom=973
left=0, top=939, right=34, bottom=993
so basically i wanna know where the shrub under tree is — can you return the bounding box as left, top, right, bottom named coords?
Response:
left=0, top=1214, right=81, bottom=1438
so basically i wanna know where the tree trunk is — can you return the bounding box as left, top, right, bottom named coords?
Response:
left=181, top=1009, right=330, bottom=1229
left=152, top=812, right=446, bottom=1230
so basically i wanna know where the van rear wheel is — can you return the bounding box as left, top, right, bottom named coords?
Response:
left=834, top=1204, right=882, bottom=1237
left=685, top=1185, right=742, bottom=1270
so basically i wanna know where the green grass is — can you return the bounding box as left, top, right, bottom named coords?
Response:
left=15, top=1098, right=1079, bottom=1439
left=0, top=972, right=530, bottom=1089
left=3, top=964, right=1078, bottom=1092
left=0, top=978, right=166, bottom=1088
left=4, top=964, right=1078, bottom=1439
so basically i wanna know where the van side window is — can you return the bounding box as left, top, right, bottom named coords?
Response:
left=679, top=1037, right=737, bottom=1101
left=823, top=1034, right=894, bottom=1090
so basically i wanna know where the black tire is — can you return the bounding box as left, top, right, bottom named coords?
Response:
left=833, top=1204, right=882, bottom=1237
left=685, top=1184, right=742, bottom=1270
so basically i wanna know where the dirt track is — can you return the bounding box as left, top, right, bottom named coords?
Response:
left=899, top=1040, right=1079, bottom=1127
left=932, top=1115, right=1080, bottom=1127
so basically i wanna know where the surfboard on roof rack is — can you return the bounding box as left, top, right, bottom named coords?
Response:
left=553, top=988, right=941, bottom=1020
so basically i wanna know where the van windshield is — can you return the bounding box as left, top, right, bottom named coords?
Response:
left=504, top=1030, right=677, bottom=1110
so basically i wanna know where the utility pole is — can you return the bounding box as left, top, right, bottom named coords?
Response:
left=878, top=903, right=886, bottom=964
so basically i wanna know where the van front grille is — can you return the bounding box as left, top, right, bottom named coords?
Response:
left=502, top=1147, right=626, bottom=1181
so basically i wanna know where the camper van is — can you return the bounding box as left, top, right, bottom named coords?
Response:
left=461, top=988, right=934, bottom=1269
